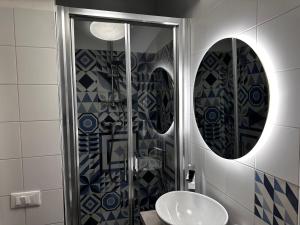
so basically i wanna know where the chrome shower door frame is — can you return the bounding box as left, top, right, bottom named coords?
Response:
left=56, top=6, right=190, bottom=225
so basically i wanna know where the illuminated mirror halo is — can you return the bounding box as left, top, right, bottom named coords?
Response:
left=149, top=67, right=174, bottom=135
left=193, top=38, right=270, bottom=159
left=90, top=22, right=125, bottom=41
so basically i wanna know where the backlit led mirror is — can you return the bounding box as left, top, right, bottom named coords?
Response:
left=149, top=67, right=174, bottom=134
left=193, top=38, right=269, bottom=159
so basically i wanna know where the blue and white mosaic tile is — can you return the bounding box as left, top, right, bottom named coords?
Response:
left=76, top=42, right=176, bottom=225
left=255, top=170, right=299, bottom=225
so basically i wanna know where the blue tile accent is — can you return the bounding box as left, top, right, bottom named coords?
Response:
left=274, top=179, right=284, bottom=193
left=263, top=211, right=271, bottom=224
left=254, top=170, right=299, bottom=225
left=255, top=194, right=262, bottom=207
left=286, top=183, right=298, bottom=212
left=273, top=205, right=283, bottom=220
left=102, top=192, right=121, bottom=211
left=255, top=206, right=261, bottom=218
left=78, top=113, right=98, bottom=134
left=263, top=174, right=274, bottom=199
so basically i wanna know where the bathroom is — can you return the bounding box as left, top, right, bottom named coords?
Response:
left=0, top=0, right=299, bottom=225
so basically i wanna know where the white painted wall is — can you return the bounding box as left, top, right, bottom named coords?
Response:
left=188, top=1, right=300, bottom=225
left=0, top=1, right=64, bottom=225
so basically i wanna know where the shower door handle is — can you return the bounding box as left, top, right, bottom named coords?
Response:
left=134, top=156, right=138, bottom=173
left=124, top=158, right=127, bottom=182
left=125, top=155, right=139, bottom=182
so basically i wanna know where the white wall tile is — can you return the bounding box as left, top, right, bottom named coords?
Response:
left=0, top=6, right=63, bottom=225
left=25, top=189, right=64, bottom=225
left=0, top=85, right=19, bottom=122
left=0, top=196, right=25, bottom=225
left=190, top=112, right=210, bottom=150
left=256, top=125, right=299, bottom=185
left=258, top=0, right=300, bottom=24
left=0, top=122, right=21, bottom=159
left=204, top=150, right=254, bottom=211
left=235, top=154, right=255, bottom=168
left=0, top=46, right=17, bottom=84
left=0, top=1, right=55, bottom=11
left=19, top=85, right=59, bottom=121
left=191, top=21, right=209, bottom=54
left=205, top=183, right=254, bottom=225
left=23, top=155, right=62, bottom=191
left=189, top=0, right=300, bottom=224
left=191, top=0, right=257, bottom=53
left=272, top=69, right=300, bottom=127
left=257, top=7, right=300, bottom=71
left=185, top=0, right=223, bottom=19
left=16, top=47, right=57, bottom=84
left=225, top=161, right=254, bottom=211
left=21, top=121, right=61, bottom=157
left=236, top=27, right=257, bottom=46
left=204, top=150, right=227, bottom=192
left=190, top=51, right=205, bottom=87
left=0, top=8, right=15, bottom=46
left=0, top=159, right=23, bottom=196
left=191, top=145, right=205, bottom=193
left=14, top=8, right=55, bottom=48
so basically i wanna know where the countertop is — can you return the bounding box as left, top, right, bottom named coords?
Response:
left=140, top=210, right=166, bottom=225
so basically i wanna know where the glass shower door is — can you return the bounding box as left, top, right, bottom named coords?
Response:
left=130, top=24, right=176, bottom=222
left=72, top=17, right=176, bottom=225
left=73, top=18, right=131, bottom=225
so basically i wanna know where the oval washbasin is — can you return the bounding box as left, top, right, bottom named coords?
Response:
left=155, top=191, right=228, bottom=225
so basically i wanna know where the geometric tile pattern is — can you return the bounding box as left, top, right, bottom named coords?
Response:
left=255, top=170, right=299, bottom=225
left=237, top=43, right=269, bottom=157
left=102, top=192, right=121, bottom=211
left=76, top=41, right=176, bottom=225
left=78, top=113, right=99, bottom=134
left=148, top=68, right=174, bottom=134
left=194, top=50, right=235, bottom=158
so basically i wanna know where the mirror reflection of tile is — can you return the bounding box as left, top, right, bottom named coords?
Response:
left=194, top=39, right=269, bottom=159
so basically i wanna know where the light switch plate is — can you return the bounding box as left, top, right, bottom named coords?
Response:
left=11, top=190, right=41, bottom=208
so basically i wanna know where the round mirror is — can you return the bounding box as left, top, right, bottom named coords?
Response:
left=149, top=68, right=174, bottom=134
left=193, top=38, right=269, bottom=159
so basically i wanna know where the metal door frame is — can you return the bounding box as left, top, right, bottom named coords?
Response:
left=56, top=6, right=190, bottom=225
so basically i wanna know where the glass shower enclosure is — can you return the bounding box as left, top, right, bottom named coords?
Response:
left=57, top=6, right=187, bottom=225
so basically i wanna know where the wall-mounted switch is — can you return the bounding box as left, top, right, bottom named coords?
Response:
left=11, top=190, right=41, bottom=208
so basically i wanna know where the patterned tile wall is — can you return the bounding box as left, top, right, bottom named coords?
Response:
left=76, top=42, right=175, bottom=225
left=255, top=170, right=299, bottom=225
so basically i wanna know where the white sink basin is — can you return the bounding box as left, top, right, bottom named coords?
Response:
left=155, top=191, right=228, bottom=225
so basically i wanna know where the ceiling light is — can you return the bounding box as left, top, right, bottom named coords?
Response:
left=90, top=22, right=125, bottom=41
